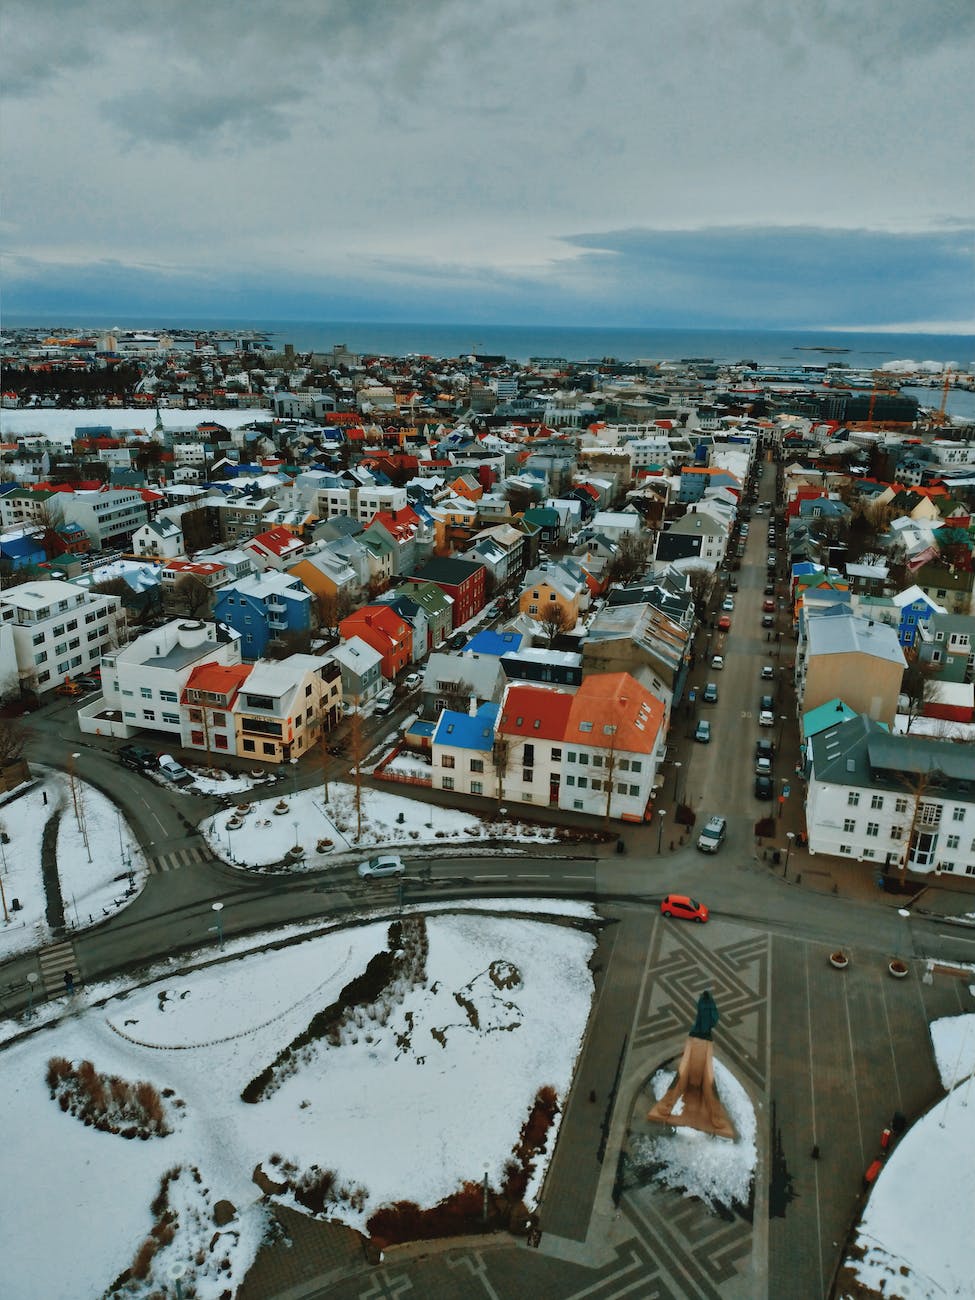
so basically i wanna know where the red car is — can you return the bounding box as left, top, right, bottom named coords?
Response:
left=762, top=598, right=776, bottom=612
left=660, top=894, right=709, bottom=923
left=718, top=614, right=732, bottom=631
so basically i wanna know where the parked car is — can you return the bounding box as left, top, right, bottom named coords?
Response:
left=448, top=633, right=467, bottom=650
left=697, top=816, right=727, bottom=854
left=721, top=596, right=735, bottom=611
left=118, top=745, right=159, bottom=772
left=695, top=720, right=712, bottom=743
left=761, top=664, right=774, bottom=679
left=55, top=679, right=85, bottom=697
left=764, top=582, right=775, bottom=596
left=760, top=695, right=774, bottom=711
left=357, top=853, right=405, bottom=880
left=762, top=614, right=775, bottom=628
left=754, top=775, right=774, bottom=799
left=711, top=655, right=724, bottom=670
left=375, top=692, right=396, bottom=716
left=157, top=754, right=193, bottom=785
left=762, top=598, right=776, bottom=612
left=703, top=681, right=719, bottom=703
left=755, top=738, right=774, bottom=762
left=728, top=577, right=739, bottom=592
left=402, top=672, right=422, bottom=690
left=755, top=756, right=772, bottom=777
left=759, top=709, right=775, bottom=726
left=660, top=894, right=709, bottom=923
left=718, top=614, right=732, bottom=631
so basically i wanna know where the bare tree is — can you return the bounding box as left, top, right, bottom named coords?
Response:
left=607, top=532, right=652, bottom=585
left=0, top=717, right=26, bottom=766
left=901, top=653, right=943, bottom=733
left=173, top=574, right=212, bottom=616
left=685, top=565, right=717, bottom=622
left=537, top=603, right=571, bottom=646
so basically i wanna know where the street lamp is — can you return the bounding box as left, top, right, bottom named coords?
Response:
left=26, top=971, right=39, bottom=1019
left=673, top=761, right=682, bottom=802
left=776, top=713, right=788, bottom=752
left=657, top=807, right=672, bottom=853
left=784, top=831, right=795, bottom=878
left=210, top=901, right=224, bottom=950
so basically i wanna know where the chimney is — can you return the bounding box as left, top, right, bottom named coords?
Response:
left=469, top=694, right=477, bottom=717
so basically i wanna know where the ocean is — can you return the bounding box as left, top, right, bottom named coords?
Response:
left=3, top=314, right=973, bottom=371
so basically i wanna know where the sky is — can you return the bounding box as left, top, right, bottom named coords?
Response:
left=1, top=0, right=973, bottom=331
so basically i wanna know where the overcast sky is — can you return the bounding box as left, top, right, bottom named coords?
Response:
left=2, top=0, right=973, bottom=330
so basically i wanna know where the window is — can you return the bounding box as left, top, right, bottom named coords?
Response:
left=160, top=690, right=177, bottom=703
left=573, top=800, right=583, bottom=810
left=35, top=650, right=47, bottom=664
left=578, top=753, right=589, bottom=766
left=471, top=780, right=483, bottom=795
left=592, top=755, right=603, bottom=768
left=567, top=751, right=576, bottom=763
left=890, top=826, right=903, bottom=841
left=140, top=687, right=152, bottom=699
left=920, top=802, right=942, bottom=827
left=579, top=721, right=593, bottom=732
left=870, top=795, right=884, bottom=810
left=946, top=834, right=960, bottom=850
left=843, top=818, right=856, bottom=833
left=895, top=797, right=908, bottom=814
left=952, top=807, right=966, bottom=822
left=840, top=844, right=853, bottom=855
left=162, top=712, right=179, bottom=725
left=551, top=748, right=561, bottom=761
left=32, top=633, right=44, bottom=646
left=566, top=775, right=575, bottom=786
left=242, top=739, right=255, bottom=753
left=632, top=761, right=643, bottom=773
left=863, top=849, right=876, bottom=859
left=577, top=777, right=588, bottom=789
left=191, top=730, right=204, bottom=745
left=848, top=792, right=860, bottom=807
left=142, top=709, right=155, bottom=721
left=528, top=604, right=538, bottom=615
left=523, top=744, right=534, bottom=765
left=442, top=776, right=455, bottom=790
left=441, top=755, right=455, bottom=769
left=591, top=779, right=602, bottom=792
left=866, top=823, right=879, bottom=837
left=262, top=743, right=276, bottom=755
left=603, top=724, right=616, bottom=736
left=629, top=784, right=640, bottom=797
left=470, top=759, right=484, bottom=773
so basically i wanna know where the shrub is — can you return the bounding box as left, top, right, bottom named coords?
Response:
left=45, top=1057, right=72, bottom=1093
left=130, top=1237, right=157, bottom=1281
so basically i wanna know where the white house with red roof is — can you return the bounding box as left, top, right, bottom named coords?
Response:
left=558, top=672, right=666, bottom=822
left=244, top=525, right=308, bottom=571
left=495, top=684, right=575, bottom=807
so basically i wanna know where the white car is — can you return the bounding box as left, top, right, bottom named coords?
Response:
left=761, top=664, right=775, bottom=680
left=759, top=709, right=775, bottom=727
left=157, top=754, right=192, bottom=784
left=357, top=854, right=405, bottom=880
left=403, top=672, right=422, bottom=690
left=721, top=596, right=735, bottom=611
left=711, top=655, right=724, bottom=670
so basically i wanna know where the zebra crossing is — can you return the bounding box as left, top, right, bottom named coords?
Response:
left=148, top=844, right=216, bottom=874
left=38, top=939, right=78, bottom=998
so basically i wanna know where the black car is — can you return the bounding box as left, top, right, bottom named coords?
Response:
left=118, top=745, right=159, bottom=772
left=762, top=613, right=775, bottom=627
left=764, top=582, right=775, bottom=596
left=754, top=775, right=774, bottom=800
left=755, top=738, right=774, bottom=761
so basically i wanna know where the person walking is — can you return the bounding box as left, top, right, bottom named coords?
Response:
left=63, top=970, right=75, bottom=995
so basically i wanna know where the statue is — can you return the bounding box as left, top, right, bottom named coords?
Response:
left=646, top=990, right=735, bottom=1139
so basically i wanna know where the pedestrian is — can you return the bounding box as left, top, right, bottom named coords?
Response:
left=810, top=1144, right=820, bottom=1160
left=63, top=970, right=75, bottom=995
left=589, top=1089, right=597, bottom=1103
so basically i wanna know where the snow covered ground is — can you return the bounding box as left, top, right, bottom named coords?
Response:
left=892, top=713, right=975, bottom=742
left=840, top=1013, right=975, bottom=1299
left=199, top=782, right=557, bottom=869
left=0, top=406, right=268, bottom=442
left=0, top=910, right=595, bottom=1299
left=632, top=1060, right=757, bottom=1211
left=0, top=771, right=146, bottom=961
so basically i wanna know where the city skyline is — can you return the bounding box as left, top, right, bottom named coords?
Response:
left=2, top=0, right=973, bottom=331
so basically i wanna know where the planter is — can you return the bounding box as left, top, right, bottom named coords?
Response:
left=235, top=804, right=250, bottom=815
left=286, top=844, right=304, bottom=859
left=829, top=951, right=849, bottom=970
left=316, top=839, right=334, bottom=853
left=250, top=769, right=264, bottom=778
left=273, top=801, right=290, bottom=815
left=888, top=959, right=909, bottom=979
left=225, top=817, right=244, bottom=831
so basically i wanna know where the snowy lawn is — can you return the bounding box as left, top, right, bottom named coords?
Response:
left=199, top=782, right=558, bottom=869
left=843, top=1074, right=975, bottom=1299
left=0, top=771, right=146, bottom=961
left=929, top=1013, right=975, bottom=1089
left=0, top=911, right=595, bottom=1299
left=632, top=1060, right=757, bottom=1212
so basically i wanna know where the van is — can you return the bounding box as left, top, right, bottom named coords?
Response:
left=375, top=690, right=396, bottom=716
left=697, top=816, right=727, bottom=854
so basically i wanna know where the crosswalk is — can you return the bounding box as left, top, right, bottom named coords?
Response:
left=38, top=940, right=77, bottom=998
left=148, top=844, right=216, bottom=875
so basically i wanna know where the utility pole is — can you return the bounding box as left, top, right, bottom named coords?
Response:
left=351, top=695, right=363, bottom=842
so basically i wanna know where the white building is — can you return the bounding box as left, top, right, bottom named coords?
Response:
left=60, top=487, right=150, bottom=549
left=806, top=714, right=975, bottom=877
left=0, top=578, right=124, bottom=694
left=132, top=517, right=185, bottom=559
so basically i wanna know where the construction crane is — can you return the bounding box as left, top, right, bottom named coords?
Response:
left=932, top=368, right=953, bottom=426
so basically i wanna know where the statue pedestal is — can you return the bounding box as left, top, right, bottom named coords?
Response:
left=647, top=1037, right=735, bottom=1140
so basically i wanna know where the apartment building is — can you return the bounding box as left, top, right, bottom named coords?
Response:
left=0, top=578, right=123, bottom=693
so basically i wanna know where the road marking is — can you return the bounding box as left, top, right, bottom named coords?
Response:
left=935, top=933, right=975, bottom=944
left=514, top=873, right=548, bottom=878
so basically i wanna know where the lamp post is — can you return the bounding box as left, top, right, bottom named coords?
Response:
left=776, top=713, right=788, bottom=753
left=210, top=901, right=224, bottom=950
left=26, top=971, right=39, bottom=1019
left=672, top=761, right=682, bottom=802
left=784, top=831, right=795, bottom=878
left=657, top=807, right=671, bottom=853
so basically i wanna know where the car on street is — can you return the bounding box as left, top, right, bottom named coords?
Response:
left=448, top=633, right=467, bottom=651
left=755, top=738, right=774, bottom=762
left=718, top=614, right=732, bottom=631
left=660, top=894, right=709, bottom=923
left=711, top=655, right=724, bottom=670
left=762, top=614, right=775, bottom=628
left=695, top=720, right=712, bottom=743
left=760, top=694, right=774, bottom=711
left=756, top=756, right=772, bottom=777
left=761, top=664, right=774, bottom=679
left=118, top=745, right=159, bottom=772
left=721, top=596, right=735, bottom=611
left=728, top=577, right=738, bottom=592
left=754, top=775, right=774, bottom=800
left=740, top=524, right=749, bottom=536
left=759, top=709, right=775, bottom=726
left=762, top=598, right=776, bottom=612
left=357, top=853, right=405, bottom=880
left=703, top=681, right=719, bottom=703
left=402, top=672, right=422, bottom=690
left=55, top=679, right=86, bottom=697
left=157, top=754, right=193, bottom=785
left=697, top=816, right=727, bottom=854
left=764, top=582, right=775, bottom=596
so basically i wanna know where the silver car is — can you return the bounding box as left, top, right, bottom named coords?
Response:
left=357, top=854, right=405, bottom=880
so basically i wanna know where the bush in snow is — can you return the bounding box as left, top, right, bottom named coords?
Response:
left=46, top=1057, right=172, bottom=1138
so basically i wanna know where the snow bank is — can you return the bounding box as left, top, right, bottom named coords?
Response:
left=929, top=1013, right=975, bottom=1089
